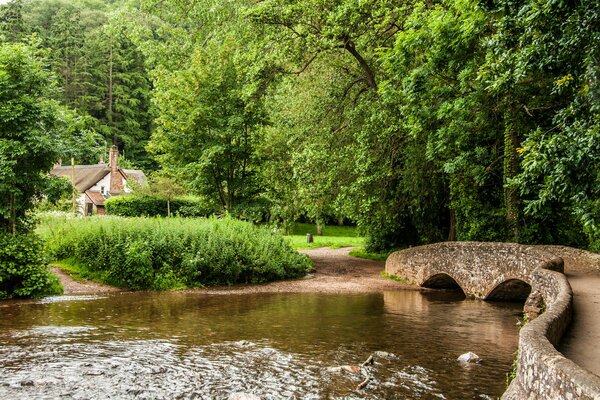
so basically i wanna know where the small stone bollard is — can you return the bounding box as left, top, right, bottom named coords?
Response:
left=306, top=233, right=314, bottom=243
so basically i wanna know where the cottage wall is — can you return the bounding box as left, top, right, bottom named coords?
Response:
left=87, top=174, right=112, bottom=195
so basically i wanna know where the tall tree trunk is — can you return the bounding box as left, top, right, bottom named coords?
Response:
left=448, top=208, right=456, bottom=241
left=316, top=219, right=323, bottom=236
left=504, top=109, right=520, bottom=241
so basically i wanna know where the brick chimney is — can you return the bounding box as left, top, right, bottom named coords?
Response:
left=109, top=145, right=124, bottom=193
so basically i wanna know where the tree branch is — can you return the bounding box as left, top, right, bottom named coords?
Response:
left=341, top=36, right=378, bottom=91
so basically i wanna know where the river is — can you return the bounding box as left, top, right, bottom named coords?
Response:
left=0, top=290, right=521, bottom=399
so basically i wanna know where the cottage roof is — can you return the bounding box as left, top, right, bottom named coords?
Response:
left=85, top=190, right=105, bottom=206
left=123, top=169, right=147, bottom=186
left=51, top=164, right=148, bottom=193
left=52, top=165, right=110, bottom=192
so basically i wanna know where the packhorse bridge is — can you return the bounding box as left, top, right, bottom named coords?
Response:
left=385, top=241, right=561, bottom=301
left=385, top=241, right=600, bottom=400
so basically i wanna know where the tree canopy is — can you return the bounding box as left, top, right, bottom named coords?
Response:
left=0, top=0, right=598, bottom=251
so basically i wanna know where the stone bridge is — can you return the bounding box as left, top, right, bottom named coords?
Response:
left=385, top=241, right=600, bottom=399
left=385, top=241, right=563, bottom=301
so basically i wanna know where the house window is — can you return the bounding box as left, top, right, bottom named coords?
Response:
left=101, top=186, right=105, bottom=194
left=86, top=203, right=93, bottom=216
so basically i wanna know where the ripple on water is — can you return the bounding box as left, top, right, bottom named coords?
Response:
left=38, top=295, right=108, bottom=304
left=0, top=339, right=329, bottom=399
left=0, top=291, right=520, bottom=399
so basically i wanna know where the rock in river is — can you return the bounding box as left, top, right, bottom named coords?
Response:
left=457, top=352, right=481, bottom=364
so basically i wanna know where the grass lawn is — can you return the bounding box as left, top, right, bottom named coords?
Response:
left=284, top=222, right=365, bottom=250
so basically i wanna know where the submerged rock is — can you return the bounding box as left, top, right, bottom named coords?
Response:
left=325, top=365, right=361, bottom=374
left=457, top=352, right=481, bottom=364
left=373, top=351, right=397, bottom=360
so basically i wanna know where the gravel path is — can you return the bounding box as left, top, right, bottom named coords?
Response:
left=50, top=267, right=121, bottom=294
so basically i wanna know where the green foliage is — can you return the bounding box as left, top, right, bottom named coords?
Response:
left=0, top=0, right=26, bottom=43
left=0, top=42, right=62, bottom=234
left=4, top=0, right=598, bottom=253
left=16, top=0, right=154, bottom=167
left=506, top=349, right=519, bottom=387
left=0, top=232, right=63, bottom=299
left=104, top=195, right=216, bottom=218
left=150, top=31, right=267, bottom=211
left=38, top=214, right=312, bottom=290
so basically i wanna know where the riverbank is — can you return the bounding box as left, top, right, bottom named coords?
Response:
left=195, top=247, right=416, bottom=294
left=54, top=247, right=413, bottom=295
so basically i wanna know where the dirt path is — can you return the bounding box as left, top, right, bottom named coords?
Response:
left=50, top=267, right=121, bottom=294
left=539, top=246, right=600, bottom=377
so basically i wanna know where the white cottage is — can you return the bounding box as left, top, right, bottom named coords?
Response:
left=51, top=146, right=146, bottom=215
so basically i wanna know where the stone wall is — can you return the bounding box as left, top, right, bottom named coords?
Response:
left=502, top=268, right=600, bottom=400
left=385, top=242, right=600, bottom=399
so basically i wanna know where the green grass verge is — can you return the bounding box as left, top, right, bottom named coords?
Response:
left=380, top=271, right=409, bottom=283
left=52, top=258, right=113, bottom=285
left=348, top=248, right=391, bottom=262
left=286, top=223, right=364, bottom=250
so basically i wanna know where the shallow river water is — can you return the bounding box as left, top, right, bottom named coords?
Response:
left=0, top=291, right=522, bottom=399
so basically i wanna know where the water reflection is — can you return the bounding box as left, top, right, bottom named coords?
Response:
left=0, top=291, right=521, bottom=399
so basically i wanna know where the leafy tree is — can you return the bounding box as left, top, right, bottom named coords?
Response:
left=0, top=42, right=62, bottom=233
left=0, top=0, right=26, bottom=43
left=150, top=37, right=267, bottom=211
left=488, top=0, right=600, bottom=249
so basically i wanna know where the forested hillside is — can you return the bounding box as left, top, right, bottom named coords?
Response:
left=1, top=0, right=598, bottom=251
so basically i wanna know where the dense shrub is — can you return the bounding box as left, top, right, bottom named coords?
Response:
left=0, top=233, right=63, bottom=299
left=38, top=215, right=312, bottom=290
left=104, top=195, right=216, bottom=218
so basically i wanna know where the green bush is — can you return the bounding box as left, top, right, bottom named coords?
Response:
left=0, top=233, right=63, bottom=299
left=38, top=214, right=312, bottom=290
left=104, top=195, right=216, bottom=218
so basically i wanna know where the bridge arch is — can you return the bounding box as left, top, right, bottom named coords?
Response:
left=422, top=273, right=464, bottom=293
left=485, top=279, right=531, bottom=301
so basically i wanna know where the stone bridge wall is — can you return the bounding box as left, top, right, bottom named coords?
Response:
left=502, top=268, right=600, bottom=399
left=385, top=241, right=600, bottom=399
